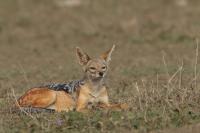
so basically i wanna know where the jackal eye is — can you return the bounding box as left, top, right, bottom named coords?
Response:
left=89, top=67, right=96, bottom=70
left=102, top=66, right=106, bottom=69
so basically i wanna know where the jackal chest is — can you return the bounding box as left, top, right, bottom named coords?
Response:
left=88, top=89, right=103, bottom=103
left=79, top=84, right=109, bottom=106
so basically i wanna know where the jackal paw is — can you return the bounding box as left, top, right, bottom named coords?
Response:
left=120, top=103, right=129, bottom=110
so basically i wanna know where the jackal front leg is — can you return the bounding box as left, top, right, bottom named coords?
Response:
left=76, top=89, right=89, bottom=113
left=97, top=89, right=128, bottom=110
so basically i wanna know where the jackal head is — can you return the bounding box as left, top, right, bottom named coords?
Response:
left=76, top=45, right=115, bottom=81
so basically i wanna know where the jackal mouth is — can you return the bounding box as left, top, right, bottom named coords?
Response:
left=88, top=71, right=105, bottom=79
left=89, top=75, right=104, bottom=81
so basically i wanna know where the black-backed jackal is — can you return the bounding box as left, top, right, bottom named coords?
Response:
left=16, top=45, right=128, bottom=112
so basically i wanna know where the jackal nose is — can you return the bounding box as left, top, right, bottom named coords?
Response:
left=99, top=72, right=104, bottom=77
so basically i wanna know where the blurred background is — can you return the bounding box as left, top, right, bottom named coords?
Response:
left=0, top=0, right=200, bottom=92
left=0, top=0, right=200, bottom=93
left=1, top=0, right=200, bottom=91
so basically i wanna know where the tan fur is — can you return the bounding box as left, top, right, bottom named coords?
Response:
left=16, top=45, right=128, bottom=112
left=17, top=88, right=56, bottom=108
left=76, top=83, right=128, bottom=112
left=17, top=88, right=75, bottom=112
left=53, top=91, right=75, bottom=112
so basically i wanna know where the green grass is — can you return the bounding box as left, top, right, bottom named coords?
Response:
left=2, top=108, right=200, bottom=132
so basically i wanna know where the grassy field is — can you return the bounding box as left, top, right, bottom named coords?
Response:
left=1, top=0, right=200, bottom=132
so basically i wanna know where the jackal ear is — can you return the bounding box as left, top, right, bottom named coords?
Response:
left=100, top=45, right=115, bottom=62
left=76, top=47, right=91, bottom=65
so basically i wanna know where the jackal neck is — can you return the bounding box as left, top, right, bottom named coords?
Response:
left=82, top=75, right=105, bottom=90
